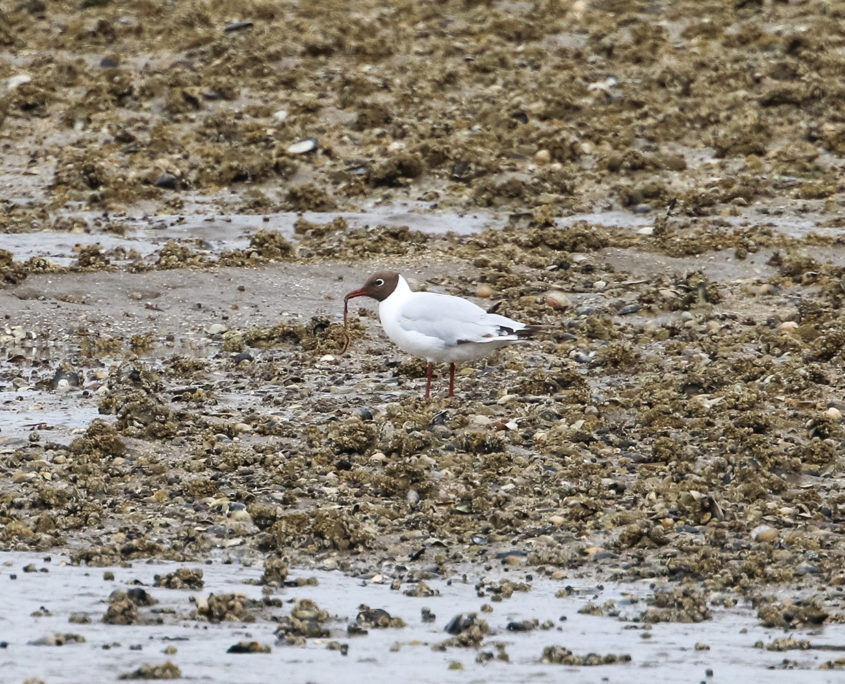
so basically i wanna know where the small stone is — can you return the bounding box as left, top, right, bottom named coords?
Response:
left=5, top=74, right=32, bottom=90
left=118, top=662, right=181, bottom=680
left=544, top=290, right=570, bottom=310
left=826, top=407, right=841, bottom=420
left=230, top=508, right=252, bottom=523
left=155, top=173, right=179, bottom=190
left=287, top=138, right=318, bottom=155
left=476, top=283, right=493, bottom=298
left=226, top=641, right=271, bottom=654
left=534, top=149, right=551, bottom=165
left=618, top=303, right=640, bottom=315
left=751, top=525, right=778, bottom=543
left=223, top=20, right=254, bottom=32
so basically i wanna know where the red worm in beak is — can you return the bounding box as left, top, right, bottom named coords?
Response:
left=341, top=289, right=365, bottom=354
left=340, top=295, right=351, bottom=354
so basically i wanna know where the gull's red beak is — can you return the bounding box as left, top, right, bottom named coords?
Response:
left=344, top=288, right=367, bottom=303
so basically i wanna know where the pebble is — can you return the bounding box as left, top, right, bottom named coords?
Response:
left=544, top=290, right=570, bottom=310
left=223, top=20, right=254, bottom=32
left=5, top=74, right=32, bottom=90
left=229, top=509, right=252, bottom=524
left=826, top=407, right=841, bottom=420
left=205, top=323, right=228, bottom=335
left=534, top=149, right=551, bottom=165
left=369, top=451, right=387, bottom=464
left=476, top=283, right=493, bottom=298
left=355, top=407, right=374, bottom=421
left=227, top=641, right=270, bottom=653
left=287, top=138, right=318, bottom=155
left=155, top=173, right=179, bottom=189
left=751, top=525, right=778, bottom=543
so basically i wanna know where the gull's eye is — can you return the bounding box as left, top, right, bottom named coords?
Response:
left=375, top=278, right=384, bottom=287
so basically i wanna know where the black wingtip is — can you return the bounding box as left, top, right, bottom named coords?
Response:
left=516, top=325, right=547, bottom=339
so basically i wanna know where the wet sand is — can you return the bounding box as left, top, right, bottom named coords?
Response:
left=3, top=551, right=845, bottom=683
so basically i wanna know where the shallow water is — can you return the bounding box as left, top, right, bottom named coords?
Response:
left=0, top=388, right=101, bottom=444
left=1, top=552, right=843, bottom=683
left=2, top=206, right=841, bottom=267
left=0, top=205, right=496, bottom=265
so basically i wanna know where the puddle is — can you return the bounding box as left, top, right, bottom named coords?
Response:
left=0, top=206, right=498, bottom=265
left=1, top=552, right=843, bottom=683
left=1, top=206, right=843, bottom=267
left=0, top=388, right=102, bottom=445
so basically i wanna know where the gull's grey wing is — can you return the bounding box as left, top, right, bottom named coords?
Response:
left=397, top=291, right=523, bottom=345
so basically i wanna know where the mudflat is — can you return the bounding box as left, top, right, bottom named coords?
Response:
left=2, top=1, right=845, bottom=680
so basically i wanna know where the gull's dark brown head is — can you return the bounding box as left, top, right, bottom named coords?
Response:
left=344, top=271, right=400, bottom=303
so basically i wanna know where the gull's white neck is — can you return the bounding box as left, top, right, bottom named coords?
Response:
left=391, top=275, right=412, bottom=299
left=380, top=274, right=412, bottom=318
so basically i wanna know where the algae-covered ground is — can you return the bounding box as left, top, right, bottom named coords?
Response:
left=1, top=0, right=845, bottom=680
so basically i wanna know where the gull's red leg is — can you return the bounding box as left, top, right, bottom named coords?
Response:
left=448, top=363, right=456, bottom=397
left=425, top=362, right=433, bottom=399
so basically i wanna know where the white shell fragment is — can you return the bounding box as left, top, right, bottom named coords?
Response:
left=286, top=138, right=318, bottom=155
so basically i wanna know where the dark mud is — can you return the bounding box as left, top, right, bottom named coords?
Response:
left=2, top=0, right=845, bottom=680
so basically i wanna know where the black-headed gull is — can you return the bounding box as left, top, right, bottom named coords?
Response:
left=344, top=271, right=541, bottom=398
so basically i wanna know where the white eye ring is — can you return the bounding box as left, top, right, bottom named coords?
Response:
left=375, top=278, right=384, bottom=286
